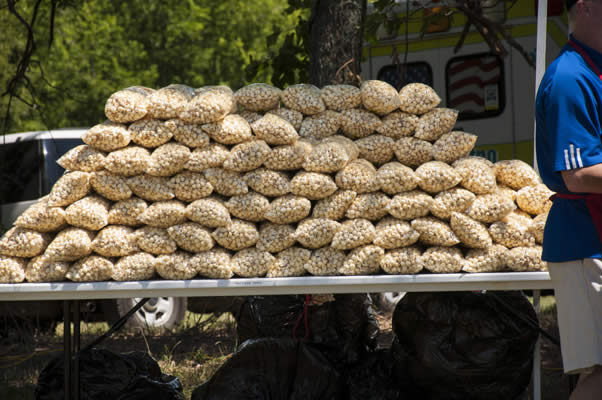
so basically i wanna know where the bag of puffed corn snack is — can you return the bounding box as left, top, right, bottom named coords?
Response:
left=432, top=131, right=478, bottom=163
left=531, top=213, right=547, bottom=244
left=64, top=195, right=110, bottom=231
left=339, top=109, right=382, bottom=139
left=91, top=171, right=133, bottom=201
left=493, top=159, right=542, bottom=190
left=264, top=195, right=311, bottom=224
left=380, top=246, right=423, bottom=274
left=185, top=143, right=230, bottom=171
left=354, top=135, right=395, bottom=165
left=281, top=84, right=325, bottom=115
left=321, top=84, right=361, bottom=111
left=387, top=190, right=433, bottom=220
left=489, top=219, right=536, bottom=248
left=112, top=252, right=156, bottom=281
left=223, top=140, right=271, bottom=172
left=304, top=247, right=346, bottom=276
left=345, top=192, right=390, bottom=221
left=167, top=222, right=214, bottom=253
left=165, top=119, right=210, bottom=148
left=466, top=193, right=516, bottom=223
left=293, top=218, right=341, bottom=249
left=339, top=245, right=384, bottom=275
left=14, top=197, right=66, bottom=232
left=181, top=85, right=234, bottom=124
left=186, top=197, right=231, bottom=227
left=267, top=247, right=311, bottom=277
left=267, top=107, right=304, bottom=131
left=413, top=108, right=458, bottom=142
left=104, top=86, right=153, bottom=123
left=66, top=255, right=114, bottom=282
left=155, top=251, right=197, bottom=280
left=331, top=218, right=376, bottom=250
left=430, top=187, right=476, bottom=220
left=335, top=159, right=380, bottom=193
left=0, top=227, right=52, bottom=258
left=146, top=142, right=191, bottom=177
left=231, top=248, right=276, bottom=278
left=264, top=140, right=312, bottom=171
left=83, top=121, right=131, bottom=152
left=108, top=198, right=148, bottom=226
left=0, top=256, right=26, bottom=283
left=25, top=256, right=69, bottom=282
left=147, top=84, right=195, bottom=120
left=244, top=168, right=291, bottom=197
left=398, top=83, right=440, bottom=114
left=203, top=114, right=254, bottom=145
left=373, top=217, right=420, bottom=249
left=303, top=136, right=358, bottom=173
left=507, top=246, right=547, bottom=272
left=169, top=171, right=213, bottom=202
left=312, top=190, right=357, bottom=220
left=377, top=111, right=419, bottom=139
left=211, top=219, right=259, bottom=251
left=43, top=227, right=95, bottom=262
left=191, top=248, right=234, bottom=279
left=203, top=168, right=249, bottom=197
left=516, top=184, right=554, bottom=215
left=48, top=171, right=91, bottom=207
left=453, top=156, right=497, bottom=195
left=235, top=83, right=282, bottom=112
left=224, top=192, right=270, bottom=222
left=298, top=110, right=340, bottom=140
left=57, top=145, right=106, bottom=172
left=450, top=212, right=492, bottom=249
left=104, top=146, right=151, bottom=177
left=376, top=162, right=420, bottom=195
left=129, top=119, right=173, bottom=148
left=251, top=113, right=299, bottom=145
left=393, top=137, right=433, bottom=167
left=256, top=222, right=297, bottom=253
left=463, top=244, right=509, bottom=273
left=360, top=80, right=401, bottom=115
left=135, top=226, right=177, bottom=255
left=415, top=161, right=462, bottom=194
left=290, top=172, right=338, bottom=200
left=91, top=225, right=138, bottom=257
left=137, top=200, right=187, bottom=228
left=419, top=246, right=464, bottom=273
left=411, top=217, right=460, bottom=247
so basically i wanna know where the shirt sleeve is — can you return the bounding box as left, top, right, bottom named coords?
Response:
left=542, top=72, right=602, bottom=172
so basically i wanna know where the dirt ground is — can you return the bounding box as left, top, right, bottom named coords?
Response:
left=0, top=297, right=569, bottom=400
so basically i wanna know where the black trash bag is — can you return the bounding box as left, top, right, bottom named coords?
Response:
left=236, top=294, right=379, bottom=366
left=35, top=348, right=185, bottom=400
left=391, top=291, right=539, bottom=400
left=191, top=337, right=341, bottom=400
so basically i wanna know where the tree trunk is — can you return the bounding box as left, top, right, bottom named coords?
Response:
left=309, top=0, right=366, bottom=87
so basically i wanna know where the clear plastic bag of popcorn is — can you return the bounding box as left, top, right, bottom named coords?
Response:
left=380, top=246, right=423, bottom=274
left=419, top=246, right=464, bottom=273
left=345, top=192, right=390, bottom=221
left=393, top=137, right=433, bottom=167
left=0, top=227, right=52, bottom=258
left=169, top=171, right=213, bottom=202
left=137, top=200, right=187, bottom=228
left=303, top=135, right=358, bottom=173
left=108, top=198, right=147, bottom=226
left=225, top=192, right=270, bottom=222
left=335, top=159, right=380, bottom=193
left=264, top=140, right=312, bottom=171
left=414, top=108, right=458, bottom=142
left=360, top=80, right=401, bottom=115
left=432, top=131, right=478, bottom=163
left=321, top=84, right=361, bottom=111
left=239, top=110, right=263, bottom=125
left=231, top=248, right=275, bottom=278
left=25, top=256, right=69, bottom=282
left=377, top=111, right=419, bottom=139
left=148, top=84, right=195, bottom=120
left=430, top=187, right=476, bottom=220
left=251, top=113, right=299, bottom=145
left=411, top=217, right=460, bottom=246
left=181, top=85, right=234, bottom=124
left=312, top=190, right=357, bottom=220
left=466, top=193, right=516, bottom=223
left=186, top=197, right=231, bottom=227
left=211, top=219, right=259, bottom=250
left=264, top=195, right=311, bottom=224
left=104, top=86, right=152, bottom=123
left=267, top=247, right=311, bottom=277
left=155, top=251, right=197, bottom=280
left=504, top=209, right=534, bottom=226
left=167, top=222, right=214, bottom=253
left=112, top=252, right=156, bottom=281
left=202, top=114, right=253, bottom=145
left=355, top=135, right=395, bottom=165
left=388, top=190, right=433, bottom=220
left=339, top=245, right=384, bottom=275
left=14, top=197, right=66, bottom=232
left=376, top=162, right=420, bottom=195
left=496, top=184, right=517, bottom=202
left=281, top=84, right=325, bottom=115
left=185, top=143, right=229, bottom=171
left=64, top=195, right=110, bottom=231
left=267, top=107, right=304, bottom=131
left=43, top=227, right=95, bottom=262
left=290, top=171, right=337, bottom=200
left=453, top=156, right=497, bottom=195
left=127, top=174, right=175, bottom=201
left=244, top=168, right=291, bottom=197
left=516, top=184, right=553, bottom=215
left=48, top=171, right=91, bottom=207
left=0, top=256, right=26, bottom=283
left=135, top=226, right=177, bottom=255
left=298, top=110, right=341, bottom=140
left=104, top=146, right=151, bottom=177
left=331, top=218, right=376, bottom=250
left=146, top=142, right=191, bottom=177
left=304, top=247, right=346, bottom=276
left=192, top=248, right=234, bottom=279
left=256, top=222, right=296, bottom=253
left=223, top=140, right=271, bottom=172
left=494, top=159, right=542, bottom=190
left=294, top=218, right=341, bottom=249
left=463, top=244, right=509, bottom=273
left=531, top=213, right=547, bottom=244
left=83, top=121, right=131, bottom=152
left=507, top=246, right=547, bottom=272
left=66, top=255, right=113, bottom=282
left=203, top=168, right=249, bottom=196
left=129, top=119, right=173, bottom=148
left=339, top=109, right=383, bottom=139
left=416, top=161, right=462, bottom=194
left=235, top=83, right=282, bottom=112
left=373, top=217, right=420, bottom=249
left=399, top=83, right=440, bottom=114
left=165, top=119, right=210, bottom=148
left=489, top=219, right=536, bottom=248
left=450, top=212, right=492, bottom=249
left=57, top=145, right=106, bottom=172
left=91, top=225, right=138, bottom=257
left=90, top=171, right=132, bottom=201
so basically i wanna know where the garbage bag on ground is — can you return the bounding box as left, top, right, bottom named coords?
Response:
left=35, top=348, right=185, bottom=400
left=191, top=337, right=341, bottom=400
left=391, top=291, right=538, bottom=400
left=236, top=293, right=379, bottom=366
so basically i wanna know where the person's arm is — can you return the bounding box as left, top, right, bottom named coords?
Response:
left=561, top=163, right=602, bottom=193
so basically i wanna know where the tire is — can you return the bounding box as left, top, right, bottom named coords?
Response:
left=105, top=297, right=187, bottom=333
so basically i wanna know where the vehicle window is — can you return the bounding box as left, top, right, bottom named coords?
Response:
left=445, top=53, right=505, bottom=120
left=0, top=140, right=44, bottom=205
left=377, top=62, right=433, bottom=90
left=42, top=138, right=83, bottom=194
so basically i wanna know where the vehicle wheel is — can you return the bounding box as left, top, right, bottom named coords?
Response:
left=105, top=297, right=187, bottom=333
left=373, top=292, right=406, bottom=313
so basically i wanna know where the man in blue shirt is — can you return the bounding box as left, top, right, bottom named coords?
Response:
left=535, top=0, right=602, bottom=397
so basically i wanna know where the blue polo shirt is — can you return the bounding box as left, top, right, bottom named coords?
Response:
left=535, top=36, right=602, bottom=262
